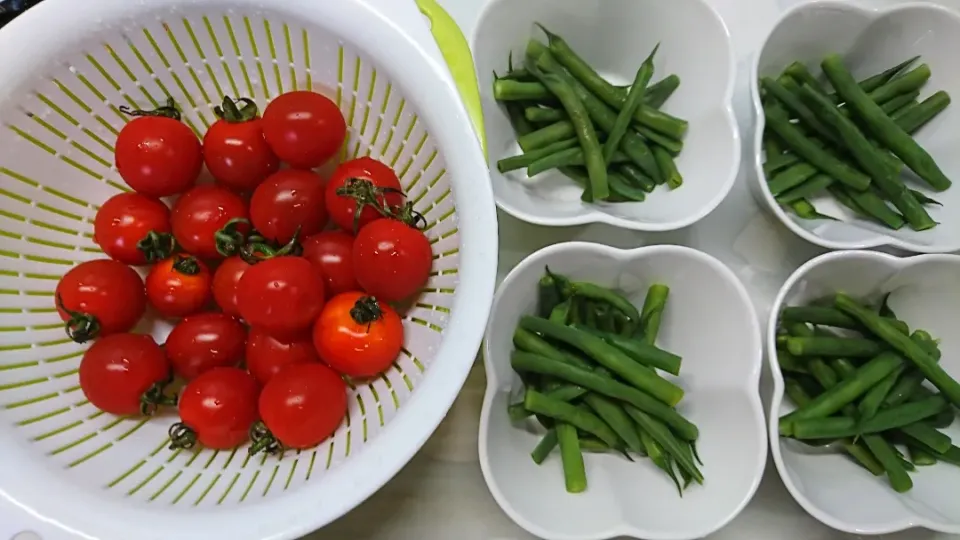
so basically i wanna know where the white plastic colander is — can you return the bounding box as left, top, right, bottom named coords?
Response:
left=0, top=0, right=496, bottom=538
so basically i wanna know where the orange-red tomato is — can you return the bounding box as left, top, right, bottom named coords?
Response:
left=145, top=255, right=212, bottom=318
left=312, top=292, right=403, bottom=378
left=257, top=363, right=347, bottom=450
left=246, top=327, right=319, bottom=385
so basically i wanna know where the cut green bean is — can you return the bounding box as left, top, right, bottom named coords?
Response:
left=607, top=172, right=647, bottom=202
left=896, top=90, right=951, bottom=133
left=639, top=284, right=669, bottom=345
left=859, top=56, right=922, bottom=93
left=531, top=429, right=558, bottom=464
left=863, top=434, right=912, bottom=493
left=830, top=358, right=858, bottom=380
left=637, top=425, right=684, bottom=495
left=603, top=44, right=658, bottom=165
left=778, top=349, right=809, bottom=375
left=513, top=327, right=589, bottom=369
left=556, top=423, right=587, bottom=493
left=653, top=146, right=683, bottom=189
left=574, top=325, right=682, bottom=375
left=552, top=278, right=642, bottom=334
left=858, top=364, right=905, bottom=422
left=538, top=273, right=563, bottom=318
left=763, top=76, right=839, bottom=143
left=764, top=152, right=802, bottom=177
left=846, top=187, right=906, bottom=229
left=524, top=106, right=566, bottom=123
left=880, top=91, right=920, bottom=115
left=618, top=164, right=656, bottom=193
left=775, top=174, right=833, bottom=204
left=867, top=64, right=931, bottom=104
left=790, top=199, right=836, bottom=221
left=899, top=422, right=952, bottom=454
left=525, top=389, right=619, bottom=447
left=785, top=336, right=885, bottom=358
left=526, top=146, right=630, bottom=177
left=910, top=189, right=942, bottom=207
left=517, top=121, right=576, bottom=152
left=767, top=163, right=819, bottom=196
left=644, top=75, right=681, bottom=109
left=494, top=79, right=552, bottom=101
left=584, top=394, right=644, bottom=454
left=908, top=445, right=937, bottom=466
left=498, top=138, right=579, bottom=173
left=786, top=395, right=948, bottom=438
left=781, top=306, right=859, bottom=329
left=627, top=407, right=703, bottom=483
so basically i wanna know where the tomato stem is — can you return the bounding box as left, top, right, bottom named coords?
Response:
left=137, top=230, right=176, bottom=264
left=248, top=421, right=283, bottom=456
left=335, top=178, right=404, bottom=234
left=119, top=97, right=182, bottom=121
left=214, top=217, right=251, bottom=257
left=240, top=226, right=302, bottom=264
left=389, top=201, right=427, bottom=230
left=214, top=96, right=259, bottom=123
left=140, top=374, right=178, bottom=416
left=168, top=422, right=198, bottom=450
left=350, top=296, right=383, bottom=329
left=56, top=294, right=101, bottom=344
left=172, top=254, right=201, bottom=275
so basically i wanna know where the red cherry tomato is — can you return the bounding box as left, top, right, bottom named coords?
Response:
left=165, top=313, right=247, bottom=380
left=56, top=259, right=146, bottom=343
left=211, top=255, right=251, bottom=317
left=79, top=333, right=174, bottom=416
left=250, top=170, right=327, bottom=245
left=246, top=327, right=318, bottom=385
left=115, top=114, right=202, bottom=197
left=325, top=157, right=404, bottom=233
left=172, top=367, right=260, bottom=450
left=255, top=363, right=347, bottom=451
left=171, top=185, right=249, bottom=259
left=261, top=91, right=346, bottom=169
left=313, top=293, right=403, bottom=378
left=237, top=257, right=325, bottom=338
left=353, top=219, right=433, bottom=302
left=203, top=98, right=279, bottom=192
left=94, top=192, right=174, bottom=265
left=300, top=231, right=358, bottom=297
left=145, top=255, right=212, bottom=318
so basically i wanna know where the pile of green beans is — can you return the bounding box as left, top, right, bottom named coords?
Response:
left=508, top=268, right=702, bottom=495
left=493, top=25, right=688, bottom=203
left=776, top=294, right=960, bottom=493
left=761, top=55, right=951, bottom=228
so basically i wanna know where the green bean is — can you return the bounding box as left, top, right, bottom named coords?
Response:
left=822, top=55, right=951, bottom=191
left=653, top=146, right=683, bottom=189
left=764, top=151, right=802, bottom=177
left=519, top=317, right=682, bottom=405
left=862, top=434, right=912, bottom=493
left=924, top=407, right=954, bottom=430
left=536, top=27, right=688, bottom=140
left=513, top=327, right=589, bottom=369
left=524, top=106, right=566, bottom=124
left=891, top=101, right=920, bottom=121
left=639, top=284, right=669, bottom=345
left=508, top=402, right=530, bottom=423
left=858, top=365, right=905, bottom=422
left=764, top=132, right=783, bottom=158
left=595, top=304, right=617, bottom=334
left=908, top=445, right=937, bottom=466
left=603, top=44, right=658, bottom=165
left=636, top=425, right=684, bottom=495
left=846, top=187, right=906, bottom=229
left=860, top=56, right=922, bottom=93
left=764, top=103, right=871, bottom=191
left=618, top=164, right=656, bottom=193
left=527, top=147, right=630, bottom=177
left=584, top=394, right=644, bottom=454
left=517, top=121, right=575, bottom=152
left=504, top=99, right=535, bottom=138
left=786, top=395, right=948, bottom=438
left=789, top=199, right=836, bottom=221
left=497, top=138, right=579, bottom=173
left=836, top=294, right=960, bottom=408
left=785, top=336, right=885, bottom=358
left=548, top=299, right=572, bottom=325
left=531, top=429, right=558, bottom=464
left=538, top=274, right=563, bottom=318
left=932, top=445, right=960, bottom=467
left=868, top=64, right=931, bottom=104
left=910, top=189, right=942, bottom=207
left=799, top=84, right=934, bottom=231
left=896, top=90, right=951, bottom=133
left=767, top=163, right=818, bottom=195
left=627, top=407, right=703, bottom=483
left=573, top=325, right=682, bottom=375
left=775, top=174, right=833, bottom=204
left=830, top=358, right=858, bottom=380
left=553, top=279, right=642, bottom=334
left=644, top=75, right=681, bottom=109
left=606, top=172, right=647, bottom=202
left=898, top=422, right=952, bottom=454
left=494, top=79, right=552, bottom=101
left=524, top=389, right=619, bottom=447
left=510, top=351, right=698, bottom=440
left=778, top=349, right=809, bottom=375
left=783, top=62, right=832, bottom=98
left=762, top=77, right=839, bottom=143
left=555, top=423, right=587, bottom=492
left=880, top=91, right=920, bottom=115
left=781, top=306, right=859, bottom=329
left=504, top=73, right=680, bottom=112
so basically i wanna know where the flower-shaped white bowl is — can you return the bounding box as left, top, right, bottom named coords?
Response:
left=750, top=1, right=960, bottom=253
left=768, top=250, right=960, bottom=534
left=479, top=242, right=765, bottom=540
left=471, top=0, right=739, bottom=232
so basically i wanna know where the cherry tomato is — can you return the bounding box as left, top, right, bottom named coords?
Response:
left=115, top=113, right=202, bottom=197
left=94, top=192, right=174, bottom=265
left=325, top=157, right=404, bottom=233
left=79, top=333, right=174, bottom=416
left=203, top=97, right=279, bottom=192
left=256, top=363, right=347, bottom=450
left=171, top=185, right=249, bottom=259
left=246, top=327, right=318, bottom=385
left=250, top=170, right=327, bottom=245
left=313, top=293, right=403, bottom=378
left=237, top=257, right=325, bottom=338
left=56, top=259, right=146, bottom=343
left=261, top=91, right=346, bottom=169
left=145, top=255, right=212, bottom=318
left=353, top=219, right=433, bottom=302
left=300, top=231, right=358, bottom=298
left=211, top=255, right=251, bottom=317
left=165, top=313, right=247, bottom=380
left=171, top=367, right=260, bottom=450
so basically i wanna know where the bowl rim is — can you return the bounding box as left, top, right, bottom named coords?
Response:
left=749, top=0, right=960, bottom=254
left=478, top=241, right=767, bottom=540
left=470, top=0, right=742, bottom=233
left=766, top=249, right=960, bottom=535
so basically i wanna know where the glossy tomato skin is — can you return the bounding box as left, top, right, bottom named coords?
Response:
left=250, top=170, right=327, bottom=244
left=171, top=185, right=249, bottom=259
left=145, top=255, right=212, bottom=318
left=258, top=363, right=347, bottom=449
left=56, top=259, right=146, bottom=342
left=300, top=231, right=358, bottom=297
left=325, top=157, right=404, bottom=233
left=312, top=292, right=403, bottom=378
left=177, top=367, right=260, bottom=449
left=94, top=192, right=172, bottom=265
left=353, top=219, right=433, bottom=302
left=261, top=91, right=346, bottom=169
left=79, top=333, right=170, bottom=416
left=166, top=313, right=247, bottom=380
left=237, top=257, right=325, bottom=338
left=116, top=116, right=202, bottom=197
left=246, top=327, right=318, bottom=385
left=211, top=255, right=251, bottom=317
left=203, top=117, right=279, bottom=192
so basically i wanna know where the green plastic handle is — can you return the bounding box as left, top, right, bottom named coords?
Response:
left=415, top=0, right=487, bottom=158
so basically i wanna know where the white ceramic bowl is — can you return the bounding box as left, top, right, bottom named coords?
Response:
left=479, top=242, right=765, bottom=540
left=768, top=250, right=960, bottom=534
left=471, top=0, right=739, bottom=232
left=750, top=1, right=960, bottom=253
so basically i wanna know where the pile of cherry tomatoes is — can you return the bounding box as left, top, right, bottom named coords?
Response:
left=55, top=91, right=433, bottom=454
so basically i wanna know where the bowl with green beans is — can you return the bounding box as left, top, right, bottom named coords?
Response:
left=471, top=0, right=739, bottom=232
left=750, top=1, right=960, bottom=253
left=769, top=249, right=960, bottom=534
left=479, top=242, right=765, bottom=540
